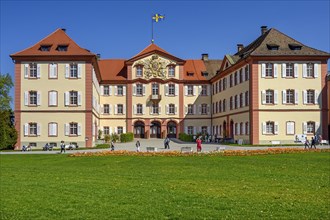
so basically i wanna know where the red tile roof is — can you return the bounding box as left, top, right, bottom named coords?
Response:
left=11, top=29, right=95, bottom=57
left=183, top=60, right=208, bottom=81
left=98, top=59, right=127, bottom=81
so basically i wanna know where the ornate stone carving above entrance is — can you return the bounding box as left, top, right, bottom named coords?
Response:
left=135, top=55, right=175, bottom=80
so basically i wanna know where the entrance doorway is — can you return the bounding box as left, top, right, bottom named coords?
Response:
left=150, top=121, right=161, bottom=138
left=134, top=121, right=145, bottom=138
left=167, top=121, right=177, bottom=138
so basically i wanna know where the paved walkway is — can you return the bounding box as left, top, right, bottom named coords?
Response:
left=1, top=138, right=329, bottom=155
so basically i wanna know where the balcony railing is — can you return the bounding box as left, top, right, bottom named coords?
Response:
left=150, top=94, right=162, bottom=100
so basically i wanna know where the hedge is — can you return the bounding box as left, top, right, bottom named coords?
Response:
left=120, top=132, right=134, bottom=143
left=179, top=133, right=194, bottom=142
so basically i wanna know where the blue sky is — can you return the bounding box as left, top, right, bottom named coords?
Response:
left=1, top=0, right=329, bottom=104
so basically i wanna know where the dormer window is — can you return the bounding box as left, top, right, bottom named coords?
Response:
left=289, top=44, right=302, bottom=50
left=267, top=44, right=279, bottom=50
left=187, top=72, right=194, bottom=76
left=202, top=71, right=208, bottom=77
left=57, top=45, right=68, bottom=51
left=39, top=45, right=51, bottom=51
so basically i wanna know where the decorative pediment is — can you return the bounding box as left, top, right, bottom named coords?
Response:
left=134, top=54, right=176, bottom=80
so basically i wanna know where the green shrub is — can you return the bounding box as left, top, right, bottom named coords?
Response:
left=94, top=144, right=110, bottom=149
left=104, top=134, right=111, bottom=143
left=179, top=133, right=194, bottom=142
left=120, top=132, right=134, bottom=143
left=111, top=133, right=119, bottom=142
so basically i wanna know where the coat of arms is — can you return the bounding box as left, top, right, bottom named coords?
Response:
left=135, top=55, right=175, bottom=80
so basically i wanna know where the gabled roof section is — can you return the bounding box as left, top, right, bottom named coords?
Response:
left=98, top=59, right=127, bottom=81
left=183, top=60, right=208, bottom=81
left=11, top=28, right=95, bottom=57
left=127, top=43, right=185, bottom=64
left=234, top=28, right=330, bottom=60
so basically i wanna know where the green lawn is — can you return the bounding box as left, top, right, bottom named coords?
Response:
left=1, top=152, right=329, bottom=219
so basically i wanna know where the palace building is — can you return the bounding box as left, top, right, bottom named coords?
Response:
left=11, top=26, right=329, bottom=148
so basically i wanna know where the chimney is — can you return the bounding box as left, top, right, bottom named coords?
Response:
left=97, top=53, right=101, bottom=59
left=261, top=26, right=268, bottom=35
left=237, top=44, right=244, bottom=52
left=61, top=28, right=66, bottom=32
left=201, top=53, right=209, bottom=61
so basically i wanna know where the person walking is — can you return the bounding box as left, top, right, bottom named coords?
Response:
left=166, top=137, right=170, bottom=149
left=310, top=137, right=316, bottom=149
left=60, top=141, right=66, bottom=153
left=304, top=137, right=310, bottom=150
left=196, top=136, right=202, bottom=152
left=110, top=140, right=115, bottom=151
left=136, top=140, right=141, bottom=152
left=164, top=138, right=168, bottom=149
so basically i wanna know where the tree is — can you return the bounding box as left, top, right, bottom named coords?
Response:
left=0, top=73, right=17, bottom=150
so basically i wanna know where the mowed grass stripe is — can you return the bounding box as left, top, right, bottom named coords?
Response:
left=1, top=153, right=329, bottom=219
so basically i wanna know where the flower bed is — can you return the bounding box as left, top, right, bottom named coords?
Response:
left=69, top=148, right=329, bottom=157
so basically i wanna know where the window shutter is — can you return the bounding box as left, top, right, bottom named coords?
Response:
left=24, top=91, right=28, bottom=105
left=37, top=91, right=41, bottom=106
left=194, top=86, right=197, bottom=96
left=123, top=86, right=126, bottom=96
left=193, top=127, right=197, bottom=134
left=109, top=104, right=112, bottom=115
left=274, top=122, right=279, bottom=135
left=295, top=90, right=299, bottom=104
left=65, top=92, right=69, bottom=106
left=273, top=64, right=278, bottom=78
left=242, top=95, right=245, bottom=107
left=242, top=68, right=245, bottom=81
left=110, top=127, right=113, bottom=134
left=198, top=105, right=201, bottom=114
left=133, top=105, right=136, bottom=114
left=175, top=105, right=178, bottom=115
left=237, top=71, right=240, bottom=84
left=101, top=106, right=104, bottom=114
left=100, top=86, right=104, bottom=95
left=78, top=123, right=82, bottom=136
left=49, top=64, right=53, bottom=78
left=207, top=127, right=210, bottom=135
left=37, top=123, right=41, bottom=136
left=316, top=122, right=320, bottom=133
left=207, top=105, right=210, bottom=114
left=302, top=64, right=307, bottom=78
left=261, top=90, right=266, bottom=104
left=77, top=64, right=82, bottom=78
left=314, top=63, right=318, bottom=78
left=274, top=90, right=278, bottom=104
left=49, top=92, right=53, bottom=106
left=185, top=105, right=188, bottom=114
left=185, top=127, right=188, bottom=134
left=65, top=64, right=69, bottom=78
left=165, top=84, right=168, bottom=96
left=165, top=104, right=169, bottom=115
left=198, top=86, right=202, bottom=95
left=237, top=123, right=240, bottom=135
left=175, top=84, right=179, bottom=96
left=24, top=123, right=28, bottom=136
left=143, top=85, right=146, bottom=96
left=294, top=63, right=298, bottom=78
left=109, top=86, right=112, bottom=96
left=123, top=127, right=126, bottom=134
left=142, top=105, right=145, bottom=115
left=185, top=86, right=188, bottom=96
left=261, top=64, right=266, bottom=78
left=193, top=105, right=196, bottom=115
left=242, top=124, right=245, bottom=135
left=65, top=124, right=69, bottom=136
left=314, top=90, right=318, bottom=104
left=115, top=127, right=118, bottom=134
left=282, top=63, right=286, bottom=78
left=114, top=86, right=118, bottom=96
left=37, top=64, right=41, bottom=78
left=303, top=122, right=307, bottom=134
left=262, top=122, right=266, bottom=134
left=207, top=85, right=211, bottom=96
left=123, top=104, right=126, bottom=114
left=150, top=106, right=153, bottom=115
left=303, top=90, right=307, bottom=104
left=133, top=84, right=136, bottom=96
left=24, top=64, right=29, bottom=78
left=282, top=90, right=287, bottom=104
left=114, top=105, right=118, bottom=114
left=158, top=105, right=161, bottom=114
left=78, top=92, right=82, bottom=106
